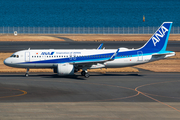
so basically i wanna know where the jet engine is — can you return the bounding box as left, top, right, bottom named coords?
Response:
left=57, top=63, right=74, bottom=76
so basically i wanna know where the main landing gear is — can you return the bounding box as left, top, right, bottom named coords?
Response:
left=81, top=70, right=89, bottom=78
left=25, top=68, right=29, bottom=77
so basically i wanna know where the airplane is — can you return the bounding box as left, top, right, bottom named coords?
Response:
left=4, top=22, right=175, bottom=78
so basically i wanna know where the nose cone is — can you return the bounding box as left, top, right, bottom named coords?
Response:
left=4, top=58, right=12, bottom=66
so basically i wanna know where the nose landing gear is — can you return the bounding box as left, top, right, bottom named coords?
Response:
left=25, top=68, right=29, bottom=77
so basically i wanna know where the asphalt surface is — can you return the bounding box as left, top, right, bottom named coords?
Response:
left=0, top=40, right=180, bottom=119
left=0, top=41, right=180, bottom=52
left=0, top=72, right=180, bottom=120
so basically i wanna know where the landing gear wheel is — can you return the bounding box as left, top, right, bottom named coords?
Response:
left=81, top=71, right=86, bottom=76
left=25, top=68, right=29, bottom=77
left=84, top=73, right=89, bottom=78
left=25, top=73, right=29, bottom=77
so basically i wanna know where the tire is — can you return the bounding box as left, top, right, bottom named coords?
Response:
left=25, top=73, right=28, bottom=77
left=81, top=71, right=85, bottom=76
left=84, top=73, right=89, bottom=78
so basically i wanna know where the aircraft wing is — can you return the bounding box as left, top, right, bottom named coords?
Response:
left=69, top=49, right=119, bottom=65
left=97, top=43, right=103, bottom=49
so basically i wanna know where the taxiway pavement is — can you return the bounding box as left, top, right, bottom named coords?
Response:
left=0, top=72, right=180, bottom=120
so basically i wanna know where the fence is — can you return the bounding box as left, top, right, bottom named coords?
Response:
left=0, top=26, right=180, bottom=34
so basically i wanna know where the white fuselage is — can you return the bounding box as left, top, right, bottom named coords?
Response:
left=4, top=48, right=174, bottom=70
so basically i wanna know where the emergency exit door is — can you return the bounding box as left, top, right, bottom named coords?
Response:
left=137, top=51, right=143, bottom=61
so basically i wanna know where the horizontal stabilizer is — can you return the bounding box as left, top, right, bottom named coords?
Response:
left=152, top=53, right=171, bottom=56
left=152, top=52, right=175, bottom=58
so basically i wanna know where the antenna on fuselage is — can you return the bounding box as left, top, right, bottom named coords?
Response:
left=28, top=48, right=30, bottom=50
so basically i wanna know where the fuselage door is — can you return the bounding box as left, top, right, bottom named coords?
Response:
left=73, top=53, right=76, bottom=60
left=69, top=52, right=72, bottom=60
left=25, top=52, right=30, bottom=62
left=137, top=51, right=143, bottom=61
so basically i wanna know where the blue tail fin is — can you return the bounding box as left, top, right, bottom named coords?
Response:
left=141, top=22, right=172, bottom=52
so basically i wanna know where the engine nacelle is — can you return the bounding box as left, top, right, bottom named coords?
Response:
left=57, top=63, right=74, bottom=76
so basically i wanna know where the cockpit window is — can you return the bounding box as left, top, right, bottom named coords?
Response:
left=10, top=54, right=19, bottom=58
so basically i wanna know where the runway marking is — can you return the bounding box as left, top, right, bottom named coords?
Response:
left=3, top=75, right=179, bottom=112
left=0, top=88, right=27, bottom=99
left=135, top=80, right=180, bottom=113
left=74, top=82, right=140, bottom=102
left=28, top=79, right=140, bottom=102
left=144, top=93, right=180, bottom=99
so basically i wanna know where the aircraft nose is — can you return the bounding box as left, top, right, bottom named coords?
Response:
left=4, top=58, right=12, bottom=66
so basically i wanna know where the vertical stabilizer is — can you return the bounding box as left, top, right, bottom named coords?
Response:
left=140, top=22, right=172, bottom=52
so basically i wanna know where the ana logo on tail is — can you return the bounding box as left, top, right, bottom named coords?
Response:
left=152, top=26, right=168, bottom=46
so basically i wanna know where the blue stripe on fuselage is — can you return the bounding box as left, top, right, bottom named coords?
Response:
left=19, top=49, right=155, bottom=64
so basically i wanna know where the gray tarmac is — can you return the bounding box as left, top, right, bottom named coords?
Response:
left=0, top=41, right=180, bottom=52
left=0, top=40, right=180, bottom=119
left=0, top=72, right=180, bottom=120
